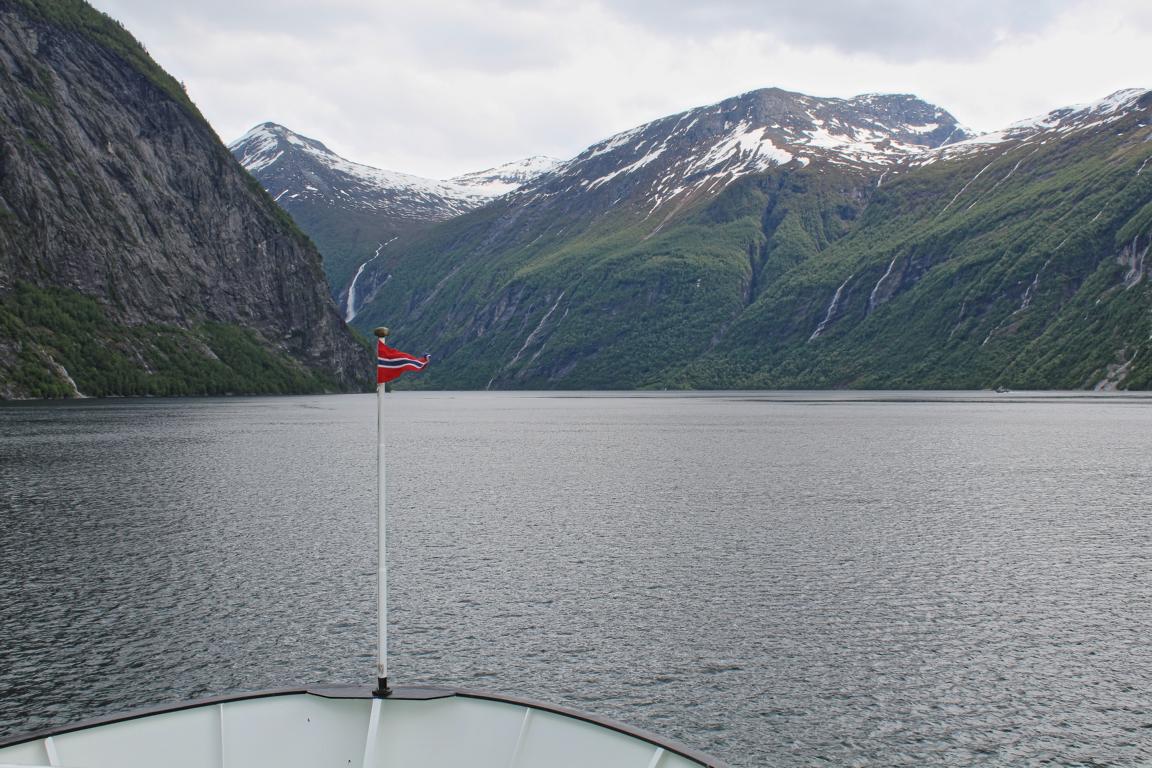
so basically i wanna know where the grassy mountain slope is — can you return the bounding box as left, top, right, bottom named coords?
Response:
left=352, top=90, right=1152, bottom=391
left=282, top=203, right=412, bottom=306
left=354, top=161, right=875, bottom=389
left=684, top=95, right=1152, bottom=390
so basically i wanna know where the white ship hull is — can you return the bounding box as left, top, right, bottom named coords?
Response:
left=0, top=687, right=722, bottom=768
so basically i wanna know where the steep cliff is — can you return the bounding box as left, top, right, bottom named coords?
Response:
left=0, top=0, right=369, bottom=398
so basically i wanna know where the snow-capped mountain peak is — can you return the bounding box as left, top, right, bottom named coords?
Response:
left=922, top=87, right=1151, bottom=164
left=229, top=123, right=554, bottom=221
left=516, top=88, right=973, bottom=217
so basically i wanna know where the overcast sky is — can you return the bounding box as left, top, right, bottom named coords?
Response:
left=88, top=0, right=1151, bottom=179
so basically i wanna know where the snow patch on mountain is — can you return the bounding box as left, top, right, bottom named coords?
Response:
left=448, top=156, right=560, bottom=196
left=588, top=147, right=668, bottom=190
left=586, top=125, right=649, bottom=160
left=687, top=122, right=794, bottom=175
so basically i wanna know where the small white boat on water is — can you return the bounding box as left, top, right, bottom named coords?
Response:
left=0, top=329, right=726, bottom=768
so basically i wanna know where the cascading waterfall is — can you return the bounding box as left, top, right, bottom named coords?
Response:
left=1015, top=259, right=1051, bottom=314
left=937, top=158, right=996, bottom=217
left=508, top=290, right=566, bottom=367
left=809, top=274, right=854, bottom=341
left=868, top=257, right=898, bottom=312
left=486, top=291, right=568, bottom=390
left=345, top=239, right=394, bottom=322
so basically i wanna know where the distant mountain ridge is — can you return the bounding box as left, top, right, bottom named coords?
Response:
left=917, top=87, right=1148, bottom=165
left=230, top=123, right=558, bottom=220
left=225, top=82, right=1152, bottom=392
left=229, top=123, right=557, bottom=318
left=448, top=155, right=563, bottom=196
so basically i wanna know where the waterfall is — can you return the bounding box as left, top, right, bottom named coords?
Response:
left=509, top=291, right=566, bottom=367
left=345, top=239, right=393, bottom=322
left=868, top=257, right=898, bottom=312
left=1014, top=259, right=1050, bottom=314
left=809, top=274, right=854, bottom=341
left=937, top=159, right=995, bottom=217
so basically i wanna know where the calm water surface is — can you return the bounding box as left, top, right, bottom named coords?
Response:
left=1, top=392, right=1150, bottom=767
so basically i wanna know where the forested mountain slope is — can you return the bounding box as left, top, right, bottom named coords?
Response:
left=345, top=88, right=1151, bottom=390
left=689, top=89, right=1152, bottom=390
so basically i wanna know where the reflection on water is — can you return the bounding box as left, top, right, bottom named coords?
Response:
left=2, top=392, right=1151, bottom=767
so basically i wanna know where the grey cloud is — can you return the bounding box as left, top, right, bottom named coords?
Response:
left=91, top=0, right=373, bottom=36
left=595, top=0, right=1078, bottom=60
left=93, top=0, right=564, bottom=75
left=398, top=17, right=566, bottom=74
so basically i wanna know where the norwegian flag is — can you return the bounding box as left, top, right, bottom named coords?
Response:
left=376, top=340, right=430, bottom=384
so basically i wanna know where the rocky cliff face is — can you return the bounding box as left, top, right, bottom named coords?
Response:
left=0, top=0, right=368, bottom=397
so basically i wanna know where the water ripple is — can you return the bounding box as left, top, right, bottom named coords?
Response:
left=1, top=392, right=1151, bottom=767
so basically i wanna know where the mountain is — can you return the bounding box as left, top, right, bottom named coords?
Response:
left=345, top=86, right=1152, bottom=390
left=229, top=123, right=557, bottom=319
left=519, top=89, right=969, bottom=224
left=717, top=87, right=1152, bottom=390
left=342, top=88, right=961, bottom=384
left=447, top=155, right=563, bottom=193
left=0, top=0, right=368, bottom=398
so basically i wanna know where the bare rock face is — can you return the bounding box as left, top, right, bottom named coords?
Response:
left=0, top=0, right=369, bottom=396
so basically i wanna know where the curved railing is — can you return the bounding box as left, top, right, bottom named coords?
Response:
left=0, top=686, right=727, bottom=768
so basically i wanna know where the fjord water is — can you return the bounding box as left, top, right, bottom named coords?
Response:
left=1, top=392, right=1149, bottom=767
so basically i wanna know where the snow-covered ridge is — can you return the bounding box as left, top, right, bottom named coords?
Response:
left=519, top=87, right=1149, bottom=219
left=232, top=87, right=1148, bottom=230
left=449, top=156, right=561, bottom=196
left=1006, top=87, right=1147, bottom=132
left=920, top=88, right=1150, bottom=164
left=229, top=123, right=556, bottom=219
left=521, top=88, right=972, bottom=216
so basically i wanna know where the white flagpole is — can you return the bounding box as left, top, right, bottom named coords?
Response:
left=373, top=326, right=391, bottom=697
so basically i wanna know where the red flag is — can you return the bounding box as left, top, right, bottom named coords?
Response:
left=376, top=341, right=429, bottom=384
